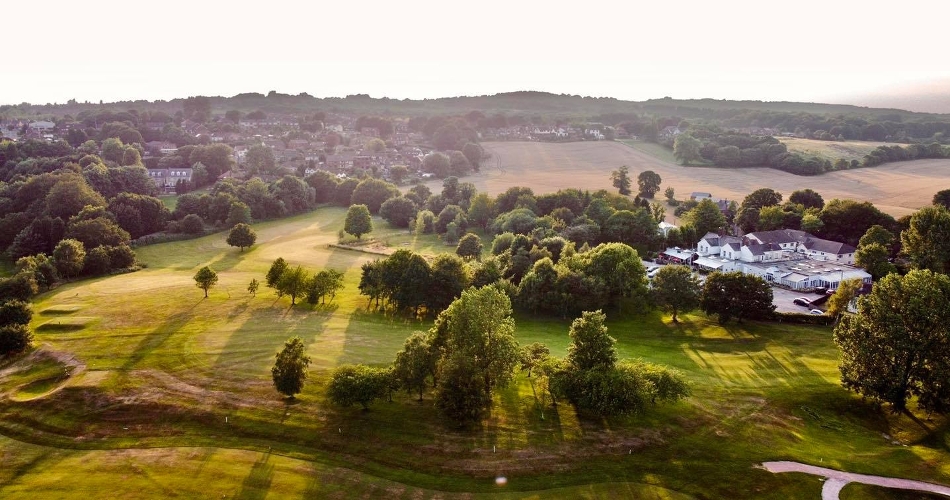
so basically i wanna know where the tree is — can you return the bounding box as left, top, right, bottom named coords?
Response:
left=266, top=258, right=288, bottom=290
left=833, top=270, right=950, bottom=413
left=637, top=170, right=662, bottom=198
left=683, top=199, right=727, bottom=237
left=789, top=189, right=825, bottom=210
left=344, top=204, right=373, bottom=240
left=610, top=165, right=632, bottom=196
left=389, top=164, right=409, bottom=184
left=225, top=201, right=252, bottom=227
left=934, top=189, right=950, bottom=210
left=856, top=243, right=896, bottom=280
left=741, top=188, right=783, bottom=212
left=52, top=239, right=86, bottom=279
left=826, top=278, right=862, bottom=319
left=65, top=217, right=131, bottom=249
left=305, top=269, right=345, bottom=305
left=248, top=279, right=259, bottom=296
left=700, top=271, right=775, bottom=324
left=664, top=186, right=675, bottom=202
left=277, top=265, right=308, bottom=305
left=651, top=265, right=701, bottom=323
left=392, top=332, right=437, bottom=400
left=900, top=205, right=950, bottom=273
left=350, top=178, right=399, bottom=214
left=432, top=285, right=519, bottom=423
left=246, top=145, right=276, bottom=175
left=0, top=324, right=33, bottom=356
left=108, top=192, right=170, bottom=239
left=604, top=209, right=659, bottom=252
left=226, top=223, right=257, bottom=251
left=673, top=134, right=702, bottom=165
left=0, top=300, right=32, bottom=327
left=193, top=266, right=218, bottom=298
left=455, top=233, right=483, bottom=260
left=566, top=310, right=616, bottom=371
left=327, top=364, right=390, bottom=409
left=519, top=342, right=551, bottom=378
left=818, top=199, right=895, bottom=247
left=272, top=336, right=311, bottom=399
left=426, top=254, right=469, bottom=313
left=45, top=175, right=107, bottom=221
left=423, top=152, right=451, bottom=178
left=461, top=143, right=484, bottom=171
left=757, top=205, right=785, bottom=231
left=379, top=197, right=417, bottom=228
left=858, top=225, right=895, bottom=250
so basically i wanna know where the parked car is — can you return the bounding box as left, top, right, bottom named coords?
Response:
left=809, top=309, right=823, bottom=315
left=814, top=287, right=828, bottom=295
left=793, top=297, right=811, bottom=307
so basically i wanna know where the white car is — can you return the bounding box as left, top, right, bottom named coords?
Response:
left=809, top=309, right=823, bottom=315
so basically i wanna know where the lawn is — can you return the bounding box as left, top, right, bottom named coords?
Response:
left=617, top=139, right=714, bottom=167
left=1, top=206, right=948, bottom=498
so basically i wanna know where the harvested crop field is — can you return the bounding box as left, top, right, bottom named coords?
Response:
left=778, top=137, right=902, bottom=162
left=475, top=141, right=950, bottom=218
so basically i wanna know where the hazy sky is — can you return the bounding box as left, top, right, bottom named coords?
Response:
left=8, top=0, right=950, bottom=112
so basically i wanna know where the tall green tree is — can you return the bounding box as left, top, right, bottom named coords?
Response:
left=700, top=271, right=775, bottom=324
left=610, top=165, right=632, bottom=196
left=392, top=332, right=438, bottom=400
left=226, top=223, right=257, bottom=251
left=266, top=257, right=288, bottom=290
left=566, top=310, right=616, bottom=371
left=636, top=170, right=662, bottom=198
left=455, top=233, right=483, bottom=260
left=193, top=266, right=218, bottom=298
left=651, top=265, right=701, bottom=323
left=52, top=239, right=86, bottom=279
left=833, top=270, right=950, bottom=413
left=900, top=205, right=950, bottom=273
left=272, top=336, right=311, bottom=399
left=344, top=204, right=373, bottom=240
left=673, top=134, right=702, bottom=165
left=277, top=265, right=308, bottom=305
left=433, top=285, right=519, bottom=423
left=683, top=198, right=727, bottom=237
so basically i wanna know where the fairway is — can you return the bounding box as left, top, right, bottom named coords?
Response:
left=2, top=207, right=949, bottom=498
left=476, top=141, right=950, bottom=218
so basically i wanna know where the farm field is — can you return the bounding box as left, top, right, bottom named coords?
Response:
left=476, top=141, right=950, bottom=218
left=2, top=206, right=949, bottom=498
left=778, top=137, right=904, bottom=162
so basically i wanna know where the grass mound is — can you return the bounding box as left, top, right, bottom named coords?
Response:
left=39, top=306, right=83, bottom=316
left=35, top=318, right=92, bottom=332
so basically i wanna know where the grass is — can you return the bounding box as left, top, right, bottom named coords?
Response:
left=617, top=139, right=714, bottom=166
left=778, top=137, right=904, bottom=162
left=1, top=205, right=948, bottom=498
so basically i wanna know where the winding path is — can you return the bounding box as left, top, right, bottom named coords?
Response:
left=763, top=461, right=950, bottom=499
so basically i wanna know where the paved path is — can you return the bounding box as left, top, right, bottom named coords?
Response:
left=763, top=461, right=950, bottom=499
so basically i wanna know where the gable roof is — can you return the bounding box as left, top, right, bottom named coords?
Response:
left=803, top=238, right=856, bottom=255
left=746, top=229, right=810, bottom=245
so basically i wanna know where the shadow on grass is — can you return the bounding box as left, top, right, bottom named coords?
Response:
left=235, top=450, right=275, bottom=500
left=119, top=298, right=205, bottom=372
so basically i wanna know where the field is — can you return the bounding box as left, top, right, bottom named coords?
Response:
left=778, top=137, right=904, bottom=162
left=1, top=207, right=949, bottom=499
left=476, top=141, right=950, bottom=218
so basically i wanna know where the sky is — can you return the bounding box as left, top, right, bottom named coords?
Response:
left=7, top=0, right=950, bottom=112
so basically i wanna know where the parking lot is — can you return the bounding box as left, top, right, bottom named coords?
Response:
left=771, top=286, right=826, bottom=314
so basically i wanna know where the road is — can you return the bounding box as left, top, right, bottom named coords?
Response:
left=762, top=461, right=950, bottom=499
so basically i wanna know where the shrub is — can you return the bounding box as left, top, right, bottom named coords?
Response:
left=0, top=324, right=33, bottom=355
left=181, top=214, right=204, bottom=234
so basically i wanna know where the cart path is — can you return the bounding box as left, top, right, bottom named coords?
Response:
left=762, top=461, right=950, bottom=499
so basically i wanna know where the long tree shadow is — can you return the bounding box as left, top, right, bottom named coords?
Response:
left=234, top=450, right=275, bottom=500
left=119, top=297, right=206, bottom=372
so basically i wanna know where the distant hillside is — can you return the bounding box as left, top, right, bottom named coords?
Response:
left=5, top=91, right=950, bottom=123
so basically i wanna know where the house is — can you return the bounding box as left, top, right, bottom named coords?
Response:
left=28, top=121, right=55, bottom=133
left=660, top=126, right=682, bottom=139
left=146, top=141, right=179, bottom=155
left=658, top=221, right=678, bottom=237
left=659, top=247, right=696, bottom=265
left=690, top=192, right=712, bottom=201
left=147, top=167, right=193, bottom=193
left=697, top=233, right=741, bottom=256
left=744, top=229, right=856, bottom=265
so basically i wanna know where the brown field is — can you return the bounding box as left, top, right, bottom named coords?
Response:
left=463, top=141, right=950, bottom=218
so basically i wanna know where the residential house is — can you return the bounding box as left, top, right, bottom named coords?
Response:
left=28, top=121, right=55, bottom=133
left=660, top=126, right=682, bottom=140
left=690, top=192, right=712, bottom=201
left=147, top=167, right=193, bottom=193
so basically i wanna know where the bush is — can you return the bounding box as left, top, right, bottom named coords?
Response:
left=0, top=324, right=33, bottom=355
left=0, top=300, right=32, bottom=327
left=0, top=272, right=39, bottom=302
left=108, top=245, right=136, bottom=268
left=181, top=214, right=204, bottom=234
left=771, top=311, right=834, bottom=325
left=83, top=246, right=112, bottom=275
